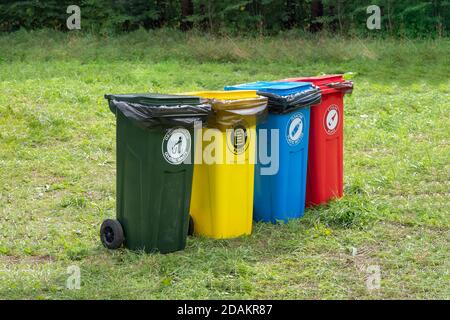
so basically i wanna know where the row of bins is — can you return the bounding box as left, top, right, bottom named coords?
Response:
left=101, top=75, right=353, bottom=253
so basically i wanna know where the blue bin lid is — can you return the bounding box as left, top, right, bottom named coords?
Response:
left=224, top=81, right=314, bottom=96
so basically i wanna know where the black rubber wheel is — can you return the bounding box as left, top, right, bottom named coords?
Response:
left=188, top=215, right=194, bottom=236
left=100, top=219, right=124, bottom=250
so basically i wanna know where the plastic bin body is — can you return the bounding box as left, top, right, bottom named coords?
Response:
left=186, top=91, right=263, bottom=238
left=108, top=94, right=208, bottom=253
left=281, top=75, right=349, bottom=206
left=225, top=82, right=314, bottom=222
left=253, top=108, right=311, bottom=222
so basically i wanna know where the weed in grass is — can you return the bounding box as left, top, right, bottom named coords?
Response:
left=59, top=196, right=88, bottom=209
left=305, top=195, right=380, bottom=229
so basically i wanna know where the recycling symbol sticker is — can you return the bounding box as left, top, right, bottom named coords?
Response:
left=286, top=113, right=304, bottom=146
left=324, top=105, right=339, bottom=135
left=227, top=123, right=249, bottom=155
left=162, top=127, right=191, bottom=165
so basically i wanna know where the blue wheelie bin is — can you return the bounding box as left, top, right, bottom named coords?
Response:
left=224, top=82, right=321, bottom=223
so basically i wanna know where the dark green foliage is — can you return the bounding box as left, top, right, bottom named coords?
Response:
left=0, top=0, right=448, bottom=36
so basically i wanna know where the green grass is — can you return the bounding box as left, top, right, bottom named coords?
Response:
left=0, top=29, right=449, bottom=299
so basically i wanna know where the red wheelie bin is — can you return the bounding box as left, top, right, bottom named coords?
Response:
left=280, top=75, right=353, bottom=206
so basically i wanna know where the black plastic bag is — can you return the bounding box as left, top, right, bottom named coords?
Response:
left=257, top=87, right=322, bottom=114
left=325, top=81, right=354, bottom=94
left=105, top=94, right=211, bottom=129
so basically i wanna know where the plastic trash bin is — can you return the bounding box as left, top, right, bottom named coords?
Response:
left=102, top=93, right=210, bottom=253
left=182, top=90, right=268, bottom=238
left=225, top=82, right=321, bottom=223
left=280, top=75, right=353, bottom=206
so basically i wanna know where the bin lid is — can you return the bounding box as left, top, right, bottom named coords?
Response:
left=280, top=75, right=344, bottom=86
left=280, top=75, right=353, bottom=95
left=105, top=93, right=206, bottom=106
left=176, top=91, right=268, bottom=127
left=178, top=90, right=267, bottom=112
left=105, top=93, right=211, bottom=129
left=224, top=81, right=314, bottom=96
left=182, top=90, right=258, bottom=100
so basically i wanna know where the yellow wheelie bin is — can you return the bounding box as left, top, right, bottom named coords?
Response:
left=182, top=91, right=268, bottom=238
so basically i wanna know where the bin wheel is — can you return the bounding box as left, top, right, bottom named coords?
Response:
left=100, top=219, right=124, bottom=250
left=188, top=215, right=194, bottom=236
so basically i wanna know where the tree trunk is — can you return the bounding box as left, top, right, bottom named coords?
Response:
left=310, top=0, right=323, bottom=32
left=180, top=0, right=194, bottom=31
left=285, top=0, right=296, bottom=29
left=337, top=0, right=343, bottom=33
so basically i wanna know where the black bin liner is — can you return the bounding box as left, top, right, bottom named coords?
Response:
left=325, top=81, right=354, bottom=94
left=105, top=93, right=211, bottom=129
left=256, top=87, right=322, bottom=114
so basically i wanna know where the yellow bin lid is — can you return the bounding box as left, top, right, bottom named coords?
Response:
left=175, top=90, right=268, bottom=128
left=180, top=90, right=258, bottom=100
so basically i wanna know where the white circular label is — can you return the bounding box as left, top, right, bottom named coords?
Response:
left=227, top=123, right=249, bottom=155
left=324, top=105, right=339, bottom=135
left=286, top=113, right=304, bottom=146
left=162, top=128, right=191, bottom=165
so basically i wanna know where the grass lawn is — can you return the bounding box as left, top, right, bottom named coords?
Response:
left=0, top=29, right=449, bottom=299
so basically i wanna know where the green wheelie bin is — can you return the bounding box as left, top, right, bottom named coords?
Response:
left=102, top=94, right=211, bottom=254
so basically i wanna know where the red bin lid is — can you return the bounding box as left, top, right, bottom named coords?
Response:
left=279, top=75, right=353, bottom=95
left=280, top=74, right=344, bottom=86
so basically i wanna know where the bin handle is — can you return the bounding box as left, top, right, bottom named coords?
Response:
left=325, top=81, right=354, bottom=94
